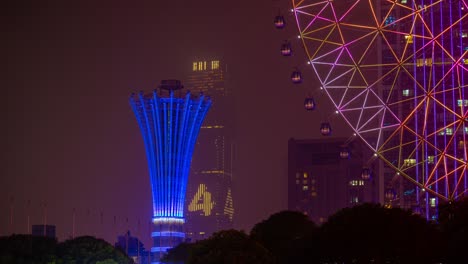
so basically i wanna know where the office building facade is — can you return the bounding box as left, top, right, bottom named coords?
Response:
left=288, top=138, right=379, bottom=224
left=184, top=60, right=235, bottom=240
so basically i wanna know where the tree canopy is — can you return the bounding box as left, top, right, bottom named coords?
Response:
left=0, top=235, right=132, bottom=264
left=250, top=210, right=317, bottom=264
left=163, top=229, right=274, bottom=264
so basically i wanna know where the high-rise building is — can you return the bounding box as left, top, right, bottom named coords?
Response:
left=115, top=231, right=149, bottom=264
left=184, top=59, right=235, bottom=241
left=130, top=80, right=211, bottom=263
left=376, top=2, right=467, bottom=218
left=31, top=224, right=56, bottom=238
left=288, top=138, right=379, bottom=224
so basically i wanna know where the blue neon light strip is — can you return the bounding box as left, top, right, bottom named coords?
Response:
left=151, top=231, right=186, bottom=238
left=151, top=247, right=172, bottom=253
left=130, top=91, right=211, bottom=219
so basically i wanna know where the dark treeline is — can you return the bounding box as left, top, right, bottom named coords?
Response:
left=163, top=199, right=468, bottom=264
left=0, top=235, right=133, bottom=264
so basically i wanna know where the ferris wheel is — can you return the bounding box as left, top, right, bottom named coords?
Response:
left=282, top=0, right=468, bottom=205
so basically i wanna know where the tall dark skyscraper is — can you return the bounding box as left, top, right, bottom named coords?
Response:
left=288, top=138, right=379, bottom=224
left=184, top=59, right=235, bottom=241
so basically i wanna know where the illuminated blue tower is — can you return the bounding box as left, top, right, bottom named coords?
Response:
left=130, top=80, right=211, bottom=263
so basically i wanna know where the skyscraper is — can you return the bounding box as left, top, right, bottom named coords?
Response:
left=184, top=59, right=235, bottom=241
left=130, top=80, right=211, bottom=263
left=288, top=138, right=379, bottom=224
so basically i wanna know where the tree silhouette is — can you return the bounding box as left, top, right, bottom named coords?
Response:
left=438, top=198, right=468, bottom=264
left=57, top=236, right=133, bottom=264
left=250, top=210, right=316, bottom=264
left=163, top=230, right=274, bottom=264
left=0, top=235, right=57, bottom=264
left=317, top=203, right=441, bottom=264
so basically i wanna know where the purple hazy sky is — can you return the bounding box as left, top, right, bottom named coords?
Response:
left=3, top=0, right=352, bottom=246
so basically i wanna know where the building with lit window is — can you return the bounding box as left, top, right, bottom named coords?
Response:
left=184, top=59, right=235, bottom=241
left=292, top=0, right=467, bottom=221
left=288, top=138, right=379, bottom=224
left=377, top=2, right=467, bottom=218
left=130, top=80, right=211, bottom=263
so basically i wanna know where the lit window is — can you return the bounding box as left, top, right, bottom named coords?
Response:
left=211, top=60, right=219, bottom=70
left=458, top=140, right=465, bottom=150
left=465, top=127, right=468, bottom=134
left=403, top=159, right=417, bottom=166
left=457, top=99, right=468, bottom=107
left=427, top=156, right=434, bottom=164
left=417, top=58, right=432, bottom=66
left=446, top=128, right=453, bottom=135
left=462, top=32, right=467, bottom=38
left=198, top=61, right=203, bottom=71
left=401, top=0, right=407, bottom=3
left=303, top=172, right=308, bottom=178
left=384, top=15, right=396, bottom=27
left=438, top=128, right=453, bottom=136
left=359, top=180, right=364, bottom=186
left=405, top=35, right=413, bottom=43
left=204, top=61, right=207, bottom=70
left=193, top=62, right=198, bottom=71
left=402, top=89, right=410, bottom=96
left=417, top=5, right=428, bottom=12
left=430, top=198, right=436, bottom=208
left=303, top=185, right=309, bottom=191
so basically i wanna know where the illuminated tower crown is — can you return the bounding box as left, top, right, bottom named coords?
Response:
left=130, top=80, right=211, bottom=263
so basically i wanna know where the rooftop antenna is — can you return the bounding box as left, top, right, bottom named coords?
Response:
left=72, top=208, right=76, bottom=239
left=27, top=199, right=31, bottom=234
left=42, top=201, right=47, bottom=236
left=9, top=195, right=14, bottom=235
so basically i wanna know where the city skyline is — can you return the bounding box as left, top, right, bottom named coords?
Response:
left=3, top=0, right=355, bottom=247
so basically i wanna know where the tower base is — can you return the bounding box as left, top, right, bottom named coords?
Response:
left=151, top=218, right=185, bottom=264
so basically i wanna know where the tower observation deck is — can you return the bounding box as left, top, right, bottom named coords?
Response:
left=130, top=80, right=211, bottom=263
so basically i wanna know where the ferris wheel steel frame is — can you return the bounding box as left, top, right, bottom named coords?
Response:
left=291, top=0, right=468, bottom=208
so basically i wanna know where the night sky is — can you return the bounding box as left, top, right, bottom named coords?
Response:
left=3, top=0, right=353, bottom=246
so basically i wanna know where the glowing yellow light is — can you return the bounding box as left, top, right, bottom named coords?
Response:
left=211, top=60, right=219, bottom=70
left=224, top=188, right=234, bottom=221
left=405, top=35, right=413, bottom=43
left=403, top=159, right=417, bottom=166
left=188, top=184, right=214, bottom=216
